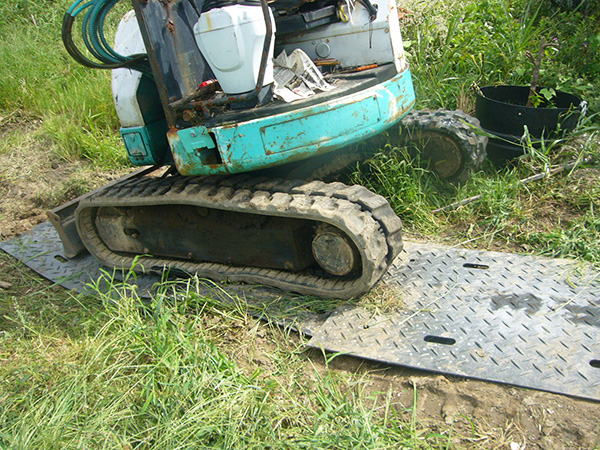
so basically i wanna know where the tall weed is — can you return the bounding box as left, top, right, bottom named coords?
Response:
left=350, top=143, right=453, bottom=233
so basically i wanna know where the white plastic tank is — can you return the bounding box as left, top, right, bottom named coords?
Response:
left=193, top=4, right=276, bottom=95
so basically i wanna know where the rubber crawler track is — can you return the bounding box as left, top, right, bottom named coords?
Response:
left=401, top=109, right=488, bottom=182
left=76, top=174, right=403, bottom=299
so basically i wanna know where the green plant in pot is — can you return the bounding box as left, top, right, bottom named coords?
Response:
left=475, top=37, right=586, bottom=162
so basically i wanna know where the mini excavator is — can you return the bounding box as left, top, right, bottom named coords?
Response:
left=51, top=0, right=487, bottom=298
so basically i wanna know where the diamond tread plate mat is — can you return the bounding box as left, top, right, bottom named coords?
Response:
left=0, top=222, right=327, bottom=335
left=2, top=224, right=600, bottom=400
left=309, top=242, right=600, bottom=401
left=0, top=222, right=159, bottom=295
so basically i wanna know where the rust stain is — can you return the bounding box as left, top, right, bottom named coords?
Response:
left=389, top=99, right=415, bottom=122
left=166, top=19, right=175, bottom=34
left=209, top=164, right=228, bottom=171
left=166, top=128, right=180, bottom=141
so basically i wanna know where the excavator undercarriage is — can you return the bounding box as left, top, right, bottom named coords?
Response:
left=52, top=0, right=487, bottom=298
left=75, top=171, right=403, bottom=299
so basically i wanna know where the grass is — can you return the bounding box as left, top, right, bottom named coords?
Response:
left=353, top=133, right=600, bottom=258
left=0, top=264, right=456, bottom=449
left=352, top=0, right=600, bottom=257
left=0, top=0, right=126, bottom=169
left=402, top=0, right=600, bottom=114
left=349, top=146, right=449, bottom=232
left=1, top=0, right=600, bottom=448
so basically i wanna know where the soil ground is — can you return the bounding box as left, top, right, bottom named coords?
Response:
left=1, top=122, right=599, bottom=449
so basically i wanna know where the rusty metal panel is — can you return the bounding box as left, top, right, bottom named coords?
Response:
left=171, top=68, right=415, bottom=175
left=132, top=0, right=214, bottom=125
left=260, top=96, right=381, bottom=154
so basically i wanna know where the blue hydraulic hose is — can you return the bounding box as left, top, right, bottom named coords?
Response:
left=81, top=3, right=107, bottom=62
left=96, top=0, right=125, bottom=61
left=67, top=0, right=88, bottom=15
left=71, top=0, right=94, bottom=16
left=87, top=0, right=118, bottom=62
left=62, top=0, right=151, bottom=73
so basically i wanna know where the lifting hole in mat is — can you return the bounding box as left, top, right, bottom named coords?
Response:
left=424, top=335, right=456, bottom=346
left=124, top=228, right=140, bottom=237
left=54, top=255, right=68, bottom=263
left=590, top=360, right=600, bottom=369
left=463, top=263, right=489, bottom=270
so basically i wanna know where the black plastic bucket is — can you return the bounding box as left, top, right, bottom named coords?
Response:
left=475, top=85, right=584, bottom=162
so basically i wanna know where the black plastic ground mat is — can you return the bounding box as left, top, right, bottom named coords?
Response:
left=0, top=222, right=327, bottom=335
left=0, top=222, right=159, bottom=295
left=2, top=223, right=600, bottom=400
left=310, top=242, right=600, bottom=401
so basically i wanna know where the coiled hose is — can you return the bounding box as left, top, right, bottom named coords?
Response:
left=62, top=0, right=151, bottom=74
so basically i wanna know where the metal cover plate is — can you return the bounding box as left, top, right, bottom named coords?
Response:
left=2, top=224, right=600, bottom=400
left=309, top=242, right=600, bottom=401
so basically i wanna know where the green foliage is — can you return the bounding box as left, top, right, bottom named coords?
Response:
left=0, top=0, right=125, bottom=168
left=350, top=143, right=452, bottom=233
left=0, top=270, right=452, bottom=449
left=524, top=210, right=600, bottom=261
left=403, top=0, right=600, bottom=117
left=529, top=87, right=556, bottom=107
left=351, top=126, right=600, bottom=263
left=364, top=0, right=600, bottom=261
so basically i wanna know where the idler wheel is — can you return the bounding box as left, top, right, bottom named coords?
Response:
left=311, top=225, right=359, bottom=276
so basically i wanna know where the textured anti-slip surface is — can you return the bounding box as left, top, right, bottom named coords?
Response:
left=309, top=242, right=600, bottom=400
left=2, top=223, right=600, bottom=400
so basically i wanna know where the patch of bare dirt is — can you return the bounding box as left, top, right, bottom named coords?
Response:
left=0, top=120, right=128, bottom=240
left=326, top=355, right=600, bottom=450
left=219, top=319, right=600, bottom=450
